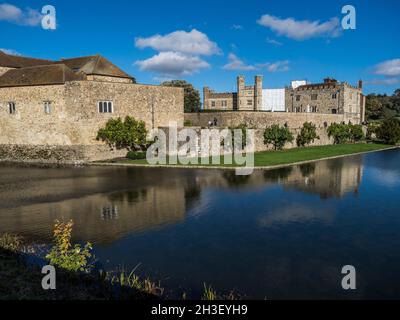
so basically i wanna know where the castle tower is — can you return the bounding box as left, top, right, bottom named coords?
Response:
left=203, top=86, right=210, bottom=109
left=237, top=75, right=245, bottom=110
left=254, top=75, right=263, bottom=111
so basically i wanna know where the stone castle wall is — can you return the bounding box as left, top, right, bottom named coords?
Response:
left=184, top=111, right=360, bottom=130
left=0, top=81, right=184, bottom=163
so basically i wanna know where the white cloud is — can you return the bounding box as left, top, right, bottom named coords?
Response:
left=372, top=59, right=400, bottom=77
left=266, top=37, right=283, bottom=46
left=135, top=51, right=210, bottom=77
left=231, top=24, right=243, bottom=30
left=222, top=53, right=256, bottom=71
left=135, top=29, right=221, bottom=56
left=257, top=14, right=341, bottom=40
left=0, top=48, right=21, bottom=55
left=366, top=78, right=400, bottom=86
left=0, top=3, right=42, bottom=26
left=264, top=60, right=290, bottom=73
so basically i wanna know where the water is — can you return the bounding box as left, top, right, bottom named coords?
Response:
left=0, top=149, right=399, bottom=299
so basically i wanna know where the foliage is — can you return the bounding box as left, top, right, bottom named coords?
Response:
left=366, top=89, right=400, bottom=121
left=97, top=116, right=148, bottom=151
left=184, top=120, right=193, bottom=127
left=376, top=118, right=400, bottom=145
left=263, top=124, right=294, bottom=150
left=327, top=123, right=351, bottom=144
left=109, top=270, right=164, bottom=296
left=161, top=80, right=201, bottom=113
left=46, top=220, right=94, bottom=273
left=202, top=283, right=217, bottom=300
left=366, top=122, right=381, bottom=140
left=0, top=233, right=23, bottom=252
left=126, top=151, right=146, bottom=160
left=349, top=124, right=365, bottom=143
left=296, top=122, right=320, bottom=147
left=227, top=124, right=248, bottom=150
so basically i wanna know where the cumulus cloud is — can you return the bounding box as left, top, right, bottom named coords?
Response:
left=257, top=14, right=341, bottom=40
left=0, top=3, right=42, bottom=26
left=372, top=59, right=400, bottom=77
left=0, top=48, right=21, bottom=55
left=222, top=53, right=256, bottom=71
left=135, top=29, right=221, bottom=56
left=135, top=51, right=210, bottom=76
left=264, top=60, right=290, bottom=72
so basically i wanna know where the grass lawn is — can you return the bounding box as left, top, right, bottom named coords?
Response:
left=116, top=143, right=394, bottom=168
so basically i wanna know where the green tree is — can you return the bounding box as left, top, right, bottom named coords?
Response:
left=376, top=118, right=400, bottom=145
left=161, top=80, right=201, bottom=113
left=349, top=124, right=365, bottom=143
left=264, top=124, right=294, bottom=150
left=327, top=123, right=351, bottom=144
left=296, top=122, right=320, bottom=147
left=394, top=89, right=400, bottom=97
left=97, top=116, right=148, bottom=151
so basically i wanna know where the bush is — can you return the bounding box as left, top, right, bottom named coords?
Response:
left=46, top=220, right=94, bottom=273
left=296, top=122, right=320, bottom=147
left=184, top=120, right=193, bottom=127
left=228, top=124, right=248, bottom=150
left=327, top=123, right=351, bottom=144
left=0, top=233, right=23, bottom=252
left=97, top=116, right=148, bottom=151
left=349, top=124, right=365, bottom=143
left=126, top=151, right=146, bottom=160
left=376, top=118, right=400, bottom=145
left=264, top=124, right=294, bottom=150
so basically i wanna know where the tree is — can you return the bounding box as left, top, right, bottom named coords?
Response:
left=296, top=122, right=320, bottom=147
left=97, top=116, right=148, bottom=151
left=349, top=124, right=365, bottom=143
left=394, top=89, right=400, bottom=97
left=161, top=80, right=200, bottom=113
left=365, top=95, right=385, bottom=120
left=264, top=124, right=294, bottom=150
left=376, top=118, right=400, bottom=145
left=327, top=123, right=351, bottom=144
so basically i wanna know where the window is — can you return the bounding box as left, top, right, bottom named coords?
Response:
left=296, top=95, right=301, bottom=101
left=332, top=93, right=337, bottom=99
left=295, top=107, right=301, bottom=113
left=7, top=102, right=16, bottom=114
left=247, top=100, right=253, bottom=106
left=311, top=106, right=317, bottom=113
left=221, top=100, right=227, bottom=107
left=211, top=101, right=216, bottom=107
left=332, top=109, right=337, bottom=114
left=44, top=101, right=52, bottom=114
left=98, top=101, right=113, bottom=113
left=311, top=94, right=318, bottom=100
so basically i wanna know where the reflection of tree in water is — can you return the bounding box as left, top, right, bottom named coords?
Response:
left=107, top=189, right=148, bottom=203
left=222, top=171, right=251, bottom=186
left=299, top=163, right=316, bottom=177
left=184, top=185, right=202, bottom=211
left=263, top=167, right=293, bottom=183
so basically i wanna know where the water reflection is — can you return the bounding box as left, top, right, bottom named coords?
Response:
left=0, top=155, right=365, bottom=244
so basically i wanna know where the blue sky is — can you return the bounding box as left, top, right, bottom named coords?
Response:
left=0, top=0, right=399, bottom=95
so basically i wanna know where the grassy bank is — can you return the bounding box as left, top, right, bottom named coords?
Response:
left=115, top=143, right=394, bottom=168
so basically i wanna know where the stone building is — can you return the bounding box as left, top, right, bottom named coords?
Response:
left=285, top=78, right=365, bottom=123
left=203, top=75, right=262, bottom=111
left=0, top=50, right=184, bottom=163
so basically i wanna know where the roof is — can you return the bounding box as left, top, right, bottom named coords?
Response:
left=0, top=50, right=53, bottom=68
left=0, top=64, right=85, bottom=87
left=58, top=55, right=133, bottom=79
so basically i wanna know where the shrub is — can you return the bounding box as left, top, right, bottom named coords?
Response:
left=228, top=124, right=248, bottom=150
left=263, top=124, right=294, bottom=150
left=296, top=122, right=320, bottom=147
left=126, top=151, right=146, bottom=160
left=46, top=220, right=94, bottom=273
left=327, top=123, right=351, bottom=144
left=349, top=124, right=365, bottom=143
left=376, top=118, right=400, bottom=145
left=184, top=120, right=193, bottom=127
left=0, top=233, right=23, bottom=252
left=97, top=116, right=148, bottom=151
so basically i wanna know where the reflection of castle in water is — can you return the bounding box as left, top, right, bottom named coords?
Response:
left=0, top=155, right=363, bottom=243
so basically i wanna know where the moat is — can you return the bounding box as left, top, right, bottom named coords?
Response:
left=0, top=149, right=399, bottom=299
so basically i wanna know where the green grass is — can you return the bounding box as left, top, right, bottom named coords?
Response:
left=116, top=143, right=394, bottom=168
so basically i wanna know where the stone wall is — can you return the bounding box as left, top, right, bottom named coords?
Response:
left=0, top=67, right=13, bottom=77
left=0, top=80, right=184, bottom=163
left=184, top=111, right=360, bottom=130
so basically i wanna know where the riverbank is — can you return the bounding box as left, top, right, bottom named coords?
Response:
left=94, top=143, right=396, bottom=170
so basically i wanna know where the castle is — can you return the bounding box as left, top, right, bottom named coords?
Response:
left=203, top=76, right=366, bottom=124
left=0, top=50, right=183, bottom=163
